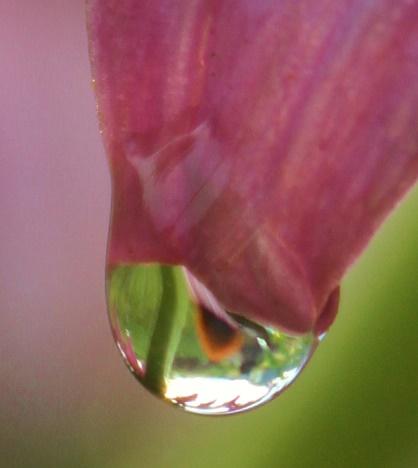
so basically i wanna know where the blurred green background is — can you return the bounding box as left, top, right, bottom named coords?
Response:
left=1, top=2, right=417, bottom=467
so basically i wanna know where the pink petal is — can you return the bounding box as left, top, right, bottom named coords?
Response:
left=87, top=0, right=418, bottom=334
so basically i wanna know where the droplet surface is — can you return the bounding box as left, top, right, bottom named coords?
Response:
left=107, top=263, right=317, bottom=415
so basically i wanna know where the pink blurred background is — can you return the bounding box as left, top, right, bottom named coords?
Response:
left=0, top=2, right=151, bottom=463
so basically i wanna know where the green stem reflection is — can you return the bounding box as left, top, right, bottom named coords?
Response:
left=144, top=266, right=186, bottom=396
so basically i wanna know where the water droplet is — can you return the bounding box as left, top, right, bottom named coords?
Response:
left=107, top=263, right=317, bottom=415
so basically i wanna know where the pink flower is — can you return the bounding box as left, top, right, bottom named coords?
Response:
left=87, top=0, right=418, bottom=335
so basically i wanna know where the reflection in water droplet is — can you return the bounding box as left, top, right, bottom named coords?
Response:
left=107, top=263, right=317, bottom=415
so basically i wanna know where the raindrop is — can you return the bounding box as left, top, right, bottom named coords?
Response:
left=107, top=262, right=317, bottom=415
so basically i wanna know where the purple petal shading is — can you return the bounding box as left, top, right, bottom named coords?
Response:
left=87, top=0, right=418, bottom=334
